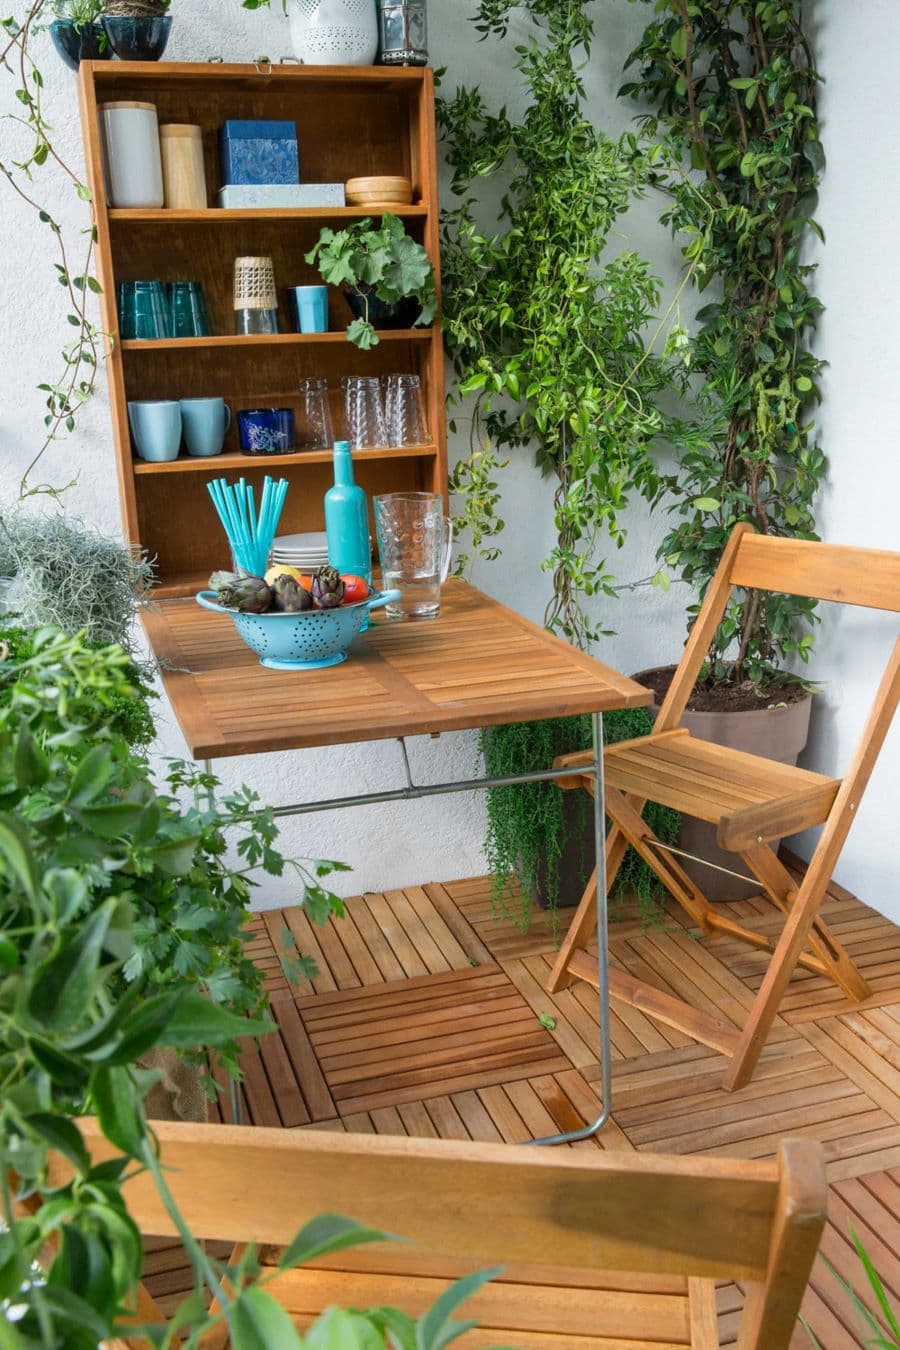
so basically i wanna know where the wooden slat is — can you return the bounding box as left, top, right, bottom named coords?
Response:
left=718, top=784, right=840, bottom=852
left=729, top=534, right=900, bottom=613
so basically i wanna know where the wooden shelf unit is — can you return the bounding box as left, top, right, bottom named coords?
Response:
left=77, top=60, right=446, bottom=597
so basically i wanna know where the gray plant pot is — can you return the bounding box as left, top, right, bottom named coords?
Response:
left=634, top=667, right=813, bottom=902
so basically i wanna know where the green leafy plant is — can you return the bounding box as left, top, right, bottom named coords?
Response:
left=438, top=0, right=695, bottom=647
left=0, top=628, right=514, bottom=1346
left=804, top=1226, right=900, bottom=1348
left=0, top=4, right=105, bottom=498
left=306, top=213, right=437, bottom=350
left=623, top=0, right=825, bottom=692
left=481, top=708, right=679, bottom=931
left=0, top=510, right=154, bottom=660
left=52, top=0, right=104, bottom=23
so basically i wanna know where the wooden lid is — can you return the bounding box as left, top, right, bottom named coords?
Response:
left=159, top=124, right=204, bottom=139
left=346, top=175, right=412, bottom=196
left=99, top=101, right=158, bottom=113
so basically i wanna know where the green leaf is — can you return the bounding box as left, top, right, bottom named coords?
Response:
left=278, top=1215, right=392, bottom=1272
left=89, top=1064, right=144, bottom=1156
left=28, top=898, right=118, bottom=1030
left=159, top=990, right=274, bottom=1051
left=0, top=813, right=40, bottom=902
left=537, top=1011, right=556, bottom=1031
left=416, top=1267, right=503, bottom=1350
left=24, top=1113, right=90, bottom=1173
left=14, top=730, right=48, bottom=789
left=77, top=802, right=146, bottom=839
left=346, top=317, right=379, bottom=349
left=691, top=497, right=720, bottom=512
left=67, top=745, right=115, bottom=807
left=302, top=1307, right=384, bottom=1350
left=227, top=1287, right=305, bottom=1349
left=670, top=25, right=687, bottom=60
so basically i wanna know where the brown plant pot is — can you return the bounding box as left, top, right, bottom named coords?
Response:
left=633, top=667, right=813, bottom=902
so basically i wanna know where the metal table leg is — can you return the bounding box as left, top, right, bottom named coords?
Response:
left=200, top=715, right=613, bottom=1144
left=204, top=757, right=244, bottom=1129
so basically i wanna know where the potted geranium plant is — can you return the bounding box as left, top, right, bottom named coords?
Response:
left=306, top=212, right=436, bottom=349
left=620, top=2, right=826, bottom=898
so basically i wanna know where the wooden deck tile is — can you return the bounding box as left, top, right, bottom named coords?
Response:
left=146, top=868, right=900, bottom=1347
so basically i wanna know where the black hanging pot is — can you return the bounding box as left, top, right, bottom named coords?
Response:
left=50, top=20, right=110, bottom=70
left=342, top=284, right=421, bottom=330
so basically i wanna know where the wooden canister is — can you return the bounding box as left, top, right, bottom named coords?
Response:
left=159, top=124, right=208, bottom=210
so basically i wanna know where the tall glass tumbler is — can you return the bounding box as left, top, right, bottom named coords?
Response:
left=384, top=373, right=429, bottom=445
left=374, top=492, right=453, bottom=620
left=167, top=281, right=211, bottom=338
left=343, top=375, right=388, bottom=449
left=118, top=280, right=171, bottom=340
left=297, top=377, right=334, bottom=450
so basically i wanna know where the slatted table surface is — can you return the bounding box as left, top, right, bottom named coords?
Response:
left=142, top=579, right=651, bottom=758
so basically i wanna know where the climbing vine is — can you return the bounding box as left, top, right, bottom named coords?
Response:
left=438, top=0, right=695, bottom=649
left=623, top=0, right=825, bottom=687
left=1, top=2, right=104, bottom=498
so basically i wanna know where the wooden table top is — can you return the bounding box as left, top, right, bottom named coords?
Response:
left=142, top=580, right=652, bottom=760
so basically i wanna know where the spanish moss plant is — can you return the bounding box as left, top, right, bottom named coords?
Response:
left=480, top=708, right=680, bottom=932
left=0, top=509, right=155, bottom=658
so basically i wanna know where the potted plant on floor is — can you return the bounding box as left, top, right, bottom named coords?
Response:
left=306, top=212, right=437, bottom=349
left=101, top=0, right=172, bottom=60
left=619, top=1, right=826, bottom=898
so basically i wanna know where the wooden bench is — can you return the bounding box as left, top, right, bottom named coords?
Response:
left=73, top=1120, right=826, bottom=1349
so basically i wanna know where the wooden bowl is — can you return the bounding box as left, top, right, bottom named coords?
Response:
left=345, top=175, right=413, bottom=207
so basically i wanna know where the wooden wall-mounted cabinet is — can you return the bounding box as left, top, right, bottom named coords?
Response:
left=78, top=61, right=446, bottom=597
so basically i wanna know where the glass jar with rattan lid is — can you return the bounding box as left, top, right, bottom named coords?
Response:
left=234, top=255, right=279, bottom=335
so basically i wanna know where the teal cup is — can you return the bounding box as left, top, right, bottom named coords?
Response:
left=128, top=400, right=182, bottom=461
left=117, top=281, right=171, bottom=340
left=180, top=397, right=232, bottom=457
left=168, top=281, right=211, bottom=338
left=289, top=285, right=329, bottom=334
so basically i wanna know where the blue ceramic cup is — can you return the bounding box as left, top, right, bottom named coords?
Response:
left=128, top=400, right=182, bottom=461
left=238, top=407, right=295, bottom=455
left=180, top=397, right=232, bottom=457
left=288, top=285, right=329, bottom=334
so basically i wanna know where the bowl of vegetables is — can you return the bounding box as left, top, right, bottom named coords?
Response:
left=196, top=566, right=400, bottom=670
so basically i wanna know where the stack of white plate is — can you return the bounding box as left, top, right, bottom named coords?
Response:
left=270, top=531, right=330, bottom=571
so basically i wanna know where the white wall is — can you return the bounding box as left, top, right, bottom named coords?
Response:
left=0, top=3, right=895, bottom=917
left=791, top=0, right=900, bottom=920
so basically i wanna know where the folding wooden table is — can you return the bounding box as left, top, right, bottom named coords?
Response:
left=143, top=578, right=651, bottom=1143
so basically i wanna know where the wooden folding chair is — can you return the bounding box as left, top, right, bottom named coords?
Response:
left=549, top=524, right=900, bottom=1090
left=63, top=1119, right=826, bottom=1349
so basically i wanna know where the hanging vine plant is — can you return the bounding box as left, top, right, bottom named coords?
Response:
left=437, top=0, right=695, bottom=649
left=1, top=3, right=104, bottom=498
left=623, top=0, right=825, bottom=696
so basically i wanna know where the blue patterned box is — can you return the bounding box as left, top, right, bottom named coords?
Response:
left=219, top=120, right=300, bottom=186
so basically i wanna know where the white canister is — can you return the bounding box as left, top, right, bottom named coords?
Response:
left=99, top=101, right=164, bottom=209
left=289, top=0, right=379, bottom=65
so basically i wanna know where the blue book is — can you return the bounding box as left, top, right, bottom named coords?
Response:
left=219, top=120, right=300, bottom=187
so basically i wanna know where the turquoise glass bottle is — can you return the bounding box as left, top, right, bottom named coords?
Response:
left=325, top=440, right=371, bottom=625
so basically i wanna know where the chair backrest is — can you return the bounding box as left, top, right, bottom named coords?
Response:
left=656, top=524, right=900, bottom=735
left=65, top=1119, right=825, bottom=1350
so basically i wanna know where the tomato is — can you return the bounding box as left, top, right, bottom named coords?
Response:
left=341, top=574, right=371, bottom=605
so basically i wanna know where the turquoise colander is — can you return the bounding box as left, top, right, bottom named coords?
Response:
left=195, top=588, right=401, bottom=671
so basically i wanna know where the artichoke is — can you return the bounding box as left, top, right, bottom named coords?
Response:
left=311, top=566, right=345, bottom=609
left=272, top=574, right=312, bottom=613
left=217, top=575, right=272, bottom=614
left=209, top=569, right=238, bottom=592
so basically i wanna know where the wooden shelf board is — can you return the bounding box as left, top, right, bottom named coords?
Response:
left=133, top=445, right=437, bottom=476
left=88, top=60, right=428, bottom=89
left=110, top=206, right=428, bottom=224
left=121, top=329, right=432, bottom=352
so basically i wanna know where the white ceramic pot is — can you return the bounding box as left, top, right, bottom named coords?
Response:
left=289, top=0, right=378, bottom=65
left=99, top=101, right=164, bottom=208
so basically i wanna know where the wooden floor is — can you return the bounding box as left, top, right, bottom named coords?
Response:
left=149, top=863, right=900, bottom=1347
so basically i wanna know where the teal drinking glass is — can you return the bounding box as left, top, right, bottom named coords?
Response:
left=167, top=281, right=211, bottom=338
left=119, top=281, right=171, bottom=340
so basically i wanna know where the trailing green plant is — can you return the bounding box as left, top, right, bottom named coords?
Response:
left=437, top=0, right=695, bottom=647
left=622, top=0, right=825, bottom=690
left=804, top=1226, right=900, bottom=1348
left=0, top=510, right=154, bottom=659
left=481, top=708, right=680, bottom=932
left=52, top=0, right=103, bottom=23
left=306, top=213, right=437, bottom=350
left=0, top=3, right=105, bottom=498
left=0, top=628, right=452, bottom=1347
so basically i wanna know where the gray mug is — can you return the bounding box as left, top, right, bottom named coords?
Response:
left=180, top=397, right=232, bottom=457
left=128, top=400, right=182, bottom=462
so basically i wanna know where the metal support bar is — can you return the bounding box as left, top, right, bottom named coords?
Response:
left=201, top=723, right=614, bottom=1145
left=644, top=838, right=757, bottom=886
left=204, top=758, right=243, bottom=1129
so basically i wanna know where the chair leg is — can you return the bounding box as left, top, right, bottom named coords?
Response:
left=741, top=844, right=871, bottom=1002
left=723, top=872, right=832, bottom=1091
left=547, top=816, right=631, bottom=993
left=603, top=789, right=716, bottom=935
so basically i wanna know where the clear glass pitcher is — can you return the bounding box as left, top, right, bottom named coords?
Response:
left=374, top=492, right=453, bottom=619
